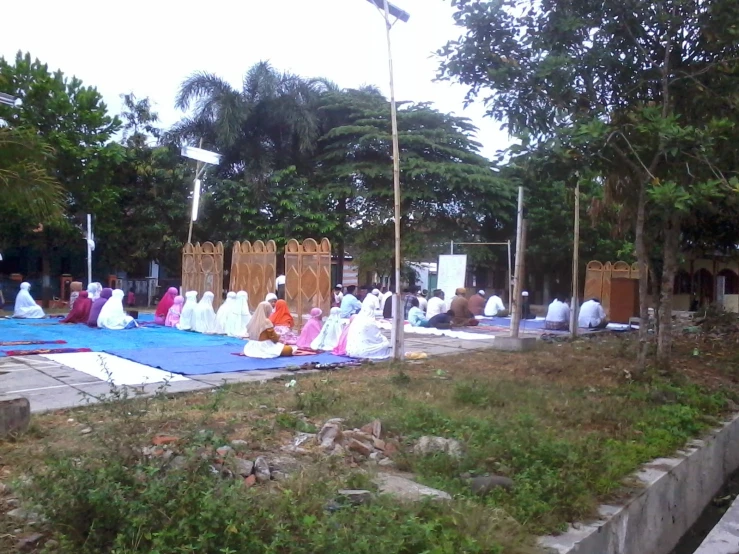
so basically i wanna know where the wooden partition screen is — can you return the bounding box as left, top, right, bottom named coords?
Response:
left=284, top=238, right=332, bottom=330
left=583, top=260, right=640, bottom=317
left=230, top=240, right=277, bottom=312
left=182, top=241, right=225, bottom=309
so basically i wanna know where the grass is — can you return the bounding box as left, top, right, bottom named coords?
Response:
left=1, top=332, right=738, bottom=553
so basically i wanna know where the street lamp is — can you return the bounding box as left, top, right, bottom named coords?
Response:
left=362, top=0, right=409, bottom=362
left=180, top=143, right=222, bottom=244
left=0, top=92, right=22, bottom=108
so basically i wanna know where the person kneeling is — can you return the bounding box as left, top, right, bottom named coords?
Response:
left=578, top=298, right=608, bottom=330
left=544, top=295, right=570, bottom=331
left=243, top=301, right=293, bottom=358
left=408, top=297, right=430, bottom=327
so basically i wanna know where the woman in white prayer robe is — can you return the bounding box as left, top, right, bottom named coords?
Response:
left=13, top=282, right=46, bottom=319
left=177, top=291, right=198, bottom=331
left=91, top=282, right=103, bottom=301
left=192, top=291, right=218, bottom=333
left=310, top=307, right=345, bottom=351
left=97, top=289, right=137, bottom=330
left=225, top=291, right=250, bottom=337
left=214, top=291, right=236, bottom=334
left=345, top=305, right=391, bottom=360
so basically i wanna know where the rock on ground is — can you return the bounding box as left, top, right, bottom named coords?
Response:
left=254, top=456, right=271, bottom=483
left=469, top=475, right=514, bottom=496
left=373, top=473, right=451, bottom=502
left=338, top=489, right=373, bottom=505
left=413, top=436, right=464, bottom=459
left=317, top=422, right=342, bottom=451
left=230, top=457, right=255, bottom=478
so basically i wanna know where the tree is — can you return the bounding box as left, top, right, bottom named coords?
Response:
left=315, top=88, right=514, bottom=279
left=439, top=0, right=739, bottom=367
left=0, top=52, right=121, bottom=301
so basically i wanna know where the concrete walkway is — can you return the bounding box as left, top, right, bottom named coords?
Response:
left=0, top=335, right=498, bottom=413
left=693, top=492, right=739, bottom=554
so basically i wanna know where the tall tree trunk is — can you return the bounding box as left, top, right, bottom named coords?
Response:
left=635, top=180, right=650, bottom=371
left=657, top=213, right=680, bottom=366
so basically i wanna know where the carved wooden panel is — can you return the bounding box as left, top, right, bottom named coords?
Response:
left=284, top=238, right=331, bottom=330
left=230, top=240, right=277, bottom=312
left=182, top=241, right=224, bottom=309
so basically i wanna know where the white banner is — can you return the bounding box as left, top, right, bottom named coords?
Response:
left=437, top=255, right=467, bottom=302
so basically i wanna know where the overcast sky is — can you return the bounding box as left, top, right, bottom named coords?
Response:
left=2, top=0, right=511, bottom=159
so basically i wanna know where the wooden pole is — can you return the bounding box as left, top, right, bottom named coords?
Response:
left=510, top=187, right=525, bottom=338
left=86, top=214, right=93, bottom=285
left=383, top=0, right=404, bottom=361
left=570, top=180, right=580, bottom=337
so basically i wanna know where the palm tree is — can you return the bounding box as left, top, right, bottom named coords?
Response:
left=170, top=62, right=336, bottom=190
left=0, top=126, right=63, bottom=222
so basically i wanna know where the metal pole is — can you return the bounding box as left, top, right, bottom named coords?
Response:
left=383, top=0, right=403, bottom=361
left=450, top=241, right=454, bottom=255
left=510, top=187, right=525, bottom=338
left=86, top=214, right=92, bottom=285
left=570, top=180, right=581, bottom=337
left=507, top=239, right=512, bottom=306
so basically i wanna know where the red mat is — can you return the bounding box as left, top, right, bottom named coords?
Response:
left=4, top=347, right=92, bottom=356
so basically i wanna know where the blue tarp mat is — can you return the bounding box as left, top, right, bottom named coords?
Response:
left=0, top=318, right=244, bottom=357
left=107, top=346, right=351, bottom=375
left=479, top=317, right=547, bottom=330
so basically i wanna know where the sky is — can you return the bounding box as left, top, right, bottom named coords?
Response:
left=2, top=0, right=512, bottom=160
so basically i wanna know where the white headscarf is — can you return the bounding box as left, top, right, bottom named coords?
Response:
left=265, top=293, right=278, bottom=303
left=177, top=291, right=198, bottom=330
left=192, top=291, right=217, bottom=333
left=97, top=289, right=136, bottom=330
left=91, top=282, right=103, bottom=301
left=247, top=301, right=273, bottom=340
left=225, top=291, right=250, bottom=338
left=362, top=290, right=380, bottom=312
left=346, top=305, right=390, bottom=359
left=86, top=283, right=97, bottom=297
left=13, top=282, right=45, bottom=319
left=214, top=291, right=236, bottom=334
left=310, top=307, right=345, bottom=351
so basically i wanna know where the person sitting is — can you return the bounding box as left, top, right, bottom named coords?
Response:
left=340, top=285, right=362, bottom=318
left=127, top=286, right=136, bottom=308
left=346, top=305, right=391, bottom=359
left=416, top=289, right=428, bottom=312
left=311, top=307, right=344, bottom=351
left=403, top=288, right=417, bottom=319
left=91, top=282, right=103, bottom=301
left=68, top=281, right=83, bottom=311
left=154, top=287, right=178, bottom=325
left=98, top=289, right=138, bottom=330
left=13, top=282, right=46, bottom=319
left=484, top=290, right=508, bottom=317
left=332, top=285, right=344, bottom=308
left=522, top=291, right=535, bottom=319
left=270, top=299, right=298, bottom=345
left=449, top=287, right=479, bottom=327
left=243, top=301, right=293, bottom=358
left=297, top=308, right=323, bottom=349
left=265, top=293, right=278, bottom=309
left=428, top=309, right=454, bottom=330
left=362, top=288, right=381, bottom=313
left=426, top=289, right=447, bottom=319
left=224, top=291, right=250, bottom=337
left=177, top=291, right=198, bottom=330
left=408, top=297, right=430, bottom=327
left=192, top=291, right=218, bottom=333
left=579, top=298, right=608, bottom=329
left=88, top=288, right=112, bottom=327
left=468, top=290, right=486, bottom=316
left=165, top=295, right=184, bottom=327
left=545, top=295, right=570, bottom=331
left=382, top=292, right=394, bottom=319
left=214, top=291, right=236, bottom=334
left=61, top=291, right=92, bottom=324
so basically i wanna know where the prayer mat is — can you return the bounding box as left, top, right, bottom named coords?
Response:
left=231, top=348, right=318, bottom=357
left=3, top=347, right=92, bottom=356
left=0, top=339, right=66, bottom=346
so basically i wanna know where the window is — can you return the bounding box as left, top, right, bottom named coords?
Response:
left=718, top=269, right=739, bottom=295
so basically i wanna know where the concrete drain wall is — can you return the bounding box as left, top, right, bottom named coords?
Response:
left=539, top=413, right=739, bottom=554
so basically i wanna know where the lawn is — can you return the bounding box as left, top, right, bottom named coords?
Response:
left=1, top=328, right=738, bottom=553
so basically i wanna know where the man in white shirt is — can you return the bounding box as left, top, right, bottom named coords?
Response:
left=416, top=289, right=428, bottom=312
left=545, top=295, right=570, bottom=330
left=578, top=298, right=608, bottom=329
left=426, top=289, right=447, bottom=319
left=333, top=285, right=344, bottom=307
left=484, top=290, right=508, bottom=317
left=275, top=274, right=286, bottom=300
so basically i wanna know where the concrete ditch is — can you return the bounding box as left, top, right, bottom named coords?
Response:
left=691, top=491, right=739, bottom=554
left=539, top=413, right=739, bottom=554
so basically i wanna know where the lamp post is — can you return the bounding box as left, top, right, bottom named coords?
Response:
left=363, top=0, right=409, bottom=361
left=180, top=142, right=222, bottom=244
